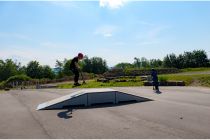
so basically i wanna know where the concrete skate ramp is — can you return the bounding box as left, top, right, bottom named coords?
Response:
left=37, top=88, right=149, bottom=110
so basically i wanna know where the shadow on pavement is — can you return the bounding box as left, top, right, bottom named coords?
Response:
left=57, top=96, right=153, bottom=119
left=57, top=108, right=73, bottom=119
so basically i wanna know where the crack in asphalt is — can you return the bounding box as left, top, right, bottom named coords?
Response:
left=9, top=91, right=52, bottom=139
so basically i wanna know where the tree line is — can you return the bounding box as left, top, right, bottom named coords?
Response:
left=55, top=56, right=108, bottom=78
left=0, top=56, right=108, bottom=82
left=0, top=59, right=55, bottom=82
left=115, top=50, right=210, bottom=69
left=0, top=50, right=209, bottom=82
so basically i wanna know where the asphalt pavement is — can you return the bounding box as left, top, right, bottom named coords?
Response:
left=0, top=86, right=210, bottom=138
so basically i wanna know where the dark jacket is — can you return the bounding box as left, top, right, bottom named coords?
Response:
left=70, top=57, right=79, bottom=70
left=151, top=70, right=158, bottom=82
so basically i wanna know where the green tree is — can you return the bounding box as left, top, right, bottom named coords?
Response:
left=183, top=51, right=194, bottom=68
left=150, top=59, right=163, bottom=68
left=26, top=61, right=43, bottom=79
left=90, top=57, right=108, bottom=74
left=55, top=60, right=63, bottom=69
left=82, top=56, right=108, bottom=74
left=0, top=59, right=18, bottom=81
left=192, top=50, right=209, bottom=67
left=169, top=53, right=178, bottom=68
left=163, top=50, right=210, bottom=68
left=141, top=57, right=150, bottom=68
left=42, top=65, right=55, bottom=79
left=55, top=60, right=64, bottom=78
left=134, top=57, right=141, bottom=68
left=63, top=59, right=73, bottom=76
left=176, top=54, right=184, bottom=69
left=163, top=55, right=172, bottom=68
left=82, top=56, right=92, bottom=73
left=17, top=65, right=27, bottom=75
left=181, top=50, right=209, bottom=68
left=114, top=62, right=133, bottom=69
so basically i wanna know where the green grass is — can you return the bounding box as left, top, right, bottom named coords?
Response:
left=58, top=79, right=143, bottom=89
left=159, top=74, right=210, bottom=87
left=0, top=90, right=6, bottom=94
left=158, top=76, right=168, bottom=82
left=197, top=76, right=210, bottom=87
left=181, top=67, right=210, bottom=72
left=58, top=74, right=210, bottom=88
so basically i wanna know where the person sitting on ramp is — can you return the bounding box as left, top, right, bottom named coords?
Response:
left=70, top=53, right=84, bottom=86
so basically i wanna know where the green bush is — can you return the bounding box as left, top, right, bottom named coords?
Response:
left=0, top=81, right=6, bottom=89
left=6, top=74, right=31, bottom=83
left=2, top=75, right=31, bottom=88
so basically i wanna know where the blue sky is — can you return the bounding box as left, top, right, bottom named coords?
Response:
left=0, top=1, right=210, bottom=67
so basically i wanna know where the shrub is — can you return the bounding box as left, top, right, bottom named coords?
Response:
left=6, top=74, right=31, bottom=83
left=0, top=81, right=6, bottom=89
left=5, top=75, right=31, bottom=88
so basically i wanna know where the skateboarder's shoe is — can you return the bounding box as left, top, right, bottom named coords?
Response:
left=155, top=90, right=162, bottom=94
left=74, top=83, right=81, bottom=86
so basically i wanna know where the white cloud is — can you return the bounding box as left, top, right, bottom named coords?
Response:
left=94, top=25, right=116, bottom=38
left=99, top=0, right=127, bottom=9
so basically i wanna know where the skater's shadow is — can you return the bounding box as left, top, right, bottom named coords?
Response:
left=156, top=90, right=162, bottom=94
left=57, top=108, right=73, bottom=119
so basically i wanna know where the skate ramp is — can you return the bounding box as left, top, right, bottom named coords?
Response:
left=37, top=88, right=150, bottom=110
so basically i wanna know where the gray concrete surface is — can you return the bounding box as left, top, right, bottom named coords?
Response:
left=0, top=87, right=210, bottom=138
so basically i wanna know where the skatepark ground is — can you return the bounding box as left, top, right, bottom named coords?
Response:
left=0, top=86, right=210, bottom=139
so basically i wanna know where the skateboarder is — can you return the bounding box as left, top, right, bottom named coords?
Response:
left=70, top=53, right=84, bottom=86
left=151, top=68, right=160, bottom=93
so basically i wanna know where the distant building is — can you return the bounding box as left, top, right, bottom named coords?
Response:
left=53, top=67, right=62, bottom=74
